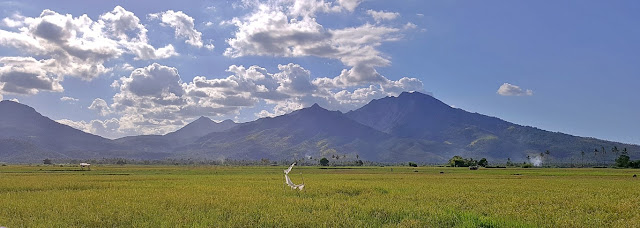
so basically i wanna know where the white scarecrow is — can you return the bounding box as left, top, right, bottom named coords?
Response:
left=283, top=162, right=304, bottom=191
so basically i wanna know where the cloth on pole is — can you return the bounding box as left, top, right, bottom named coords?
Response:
left=284, top=162, right=296, bottom=174
left=285, top=174, right=305, bottom=190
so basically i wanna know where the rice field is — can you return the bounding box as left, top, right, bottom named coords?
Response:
left=0, top=165, right=638, bottom=227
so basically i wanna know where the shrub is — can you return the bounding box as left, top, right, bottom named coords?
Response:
left=478, top=158, right=488, bottom=167
left=447, top=156, right=482, bottom=167
left=319, top=158, right=329, bottom=166
left=408, top=162, right=418, bottom=167
left=615, top=154, right=630, bottom=168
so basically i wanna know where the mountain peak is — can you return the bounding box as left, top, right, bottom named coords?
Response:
left=0, top=99, right=40, bottom=118
left=164, top=116, right=237, bottom=140
left=190, top=116, right=214, bottom=125
left=303, top=103, right=329, bottom=113
left=399, top=91, right=414, bottom=96
left=196, top=116, right=212, bottom=121
left=398, top=91, right=432, bottom=99
left=220, top=119, right=235, bottom=124
left=1, top=99, right=30, bottom=108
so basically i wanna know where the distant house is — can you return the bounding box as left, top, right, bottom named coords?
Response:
left=80, top=163, right=91, bottom=170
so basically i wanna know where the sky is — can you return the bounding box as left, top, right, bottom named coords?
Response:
left=0, top=0, right=638, bottom=144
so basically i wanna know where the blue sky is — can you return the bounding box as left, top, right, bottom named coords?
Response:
left=0, top=0, right=638, bottom=145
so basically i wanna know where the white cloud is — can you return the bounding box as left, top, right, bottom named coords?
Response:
left=366, top=10, right=399, bottom=23
left=224, top=1, right=405, bottom=88
left=204, top=40, right=215, bottom=50
left=104, top=62, right=424, bottom=137
left=337, top=0, right=362, bottom=12
left=89, top=98, right=112, bottom=116
left=0, top=6, right=178, bottom=96
left=57, top=118, right=121, bottom=139
left=60, top=96, right=79, bottom=103
left=497, top=83, right=533, bottom=96
left=403, top=22, right=417, bottom=30
left=2, top=3, right=427, bottom=138
left=1, top=13, right=26, bottom=27
left=121, top=63, right=135, bottom=71
left=57, top=119, right=87, bottom=131
left=256, top=100, right=304, bottom=118
left=149, top=10, right=205, bottom=48
left=0, top=57, right=64, bottom=95
left=110, top=63, right=205, bottom=135
left=100, top=6, right=148, bottom=42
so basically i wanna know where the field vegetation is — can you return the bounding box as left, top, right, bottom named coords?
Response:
left=0, top=165, right=638, bottom=227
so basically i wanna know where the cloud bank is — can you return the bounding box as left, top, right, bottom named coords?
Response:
left=2, top=1, right=426, bottom=138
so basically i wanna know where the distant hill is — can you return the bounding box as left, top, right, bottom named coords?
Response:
left=114, top=117, right=237, bottom=152
left=0, top=100, right=131, bottom=162
left=1, top=94, right=638, bottom=164
left=166, top=117, right=236, bottom=143
left=346, top=92, right=640, bottom=163
left=180, top=104, right=394, bottom=161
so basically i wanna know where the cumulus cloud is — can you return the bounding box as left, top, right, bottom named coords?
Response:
left=149, top=10, right=205, bottom=48
left=0, top=6, right=178, bottom=96
left=89, top=98, right=112, bottom=116
left=337, top=0, right=362, bottom=12
left=57, top=118, right=121, bottom=139
left=224, top=1, right=405, bottom=88
left=497, top=83, right=533, bottom=96
left=0, top=57, right=64, bottom=95
left=366, top=10, right=399, bottom=23
left=204, top=41, right=215, bottom=50
left=103, top=62, right=423, bottom=136
left=100, top=6, right=148, bottom=42
left=5, top=2, right=426, bottom=138
left=60, top=96, right=79, bottom=103
left=110, top=63, right=199, bottom=135
left=121, top=63, right=135, bottom=71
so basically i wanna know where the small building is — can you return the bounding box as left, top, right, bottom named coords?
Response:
left=80, top=163, right=91, bottom=170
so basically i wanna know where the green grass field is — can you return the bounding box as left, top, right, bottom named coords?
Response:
left=0, top=165, right=638, bottom=227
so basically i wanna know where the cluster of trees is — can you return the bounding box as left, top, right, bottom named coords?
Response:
left=319, top=157, right=364, bottom=166
left=615, top=153, right=640, bottom=168
left=447, top=156, right=488, bottom=167
left=583, top=146, right=630, bottom=164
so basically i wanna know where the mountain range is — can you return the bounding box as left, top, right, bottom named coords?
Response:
left=1, top=92, right=637, bottom=163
